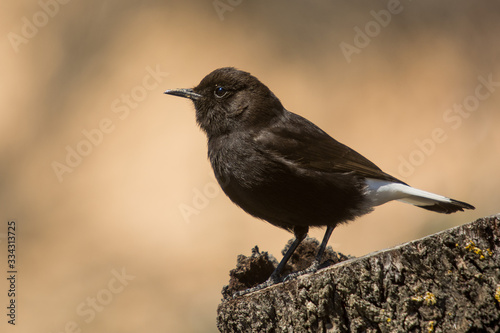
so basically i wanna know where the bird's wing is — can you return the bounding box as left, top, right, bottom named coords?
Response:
left=253, top=113, right=405, bottom=184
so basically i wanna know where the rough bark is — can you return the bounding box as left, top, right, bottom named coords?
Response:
left=217, top=215, right=500, bottom=332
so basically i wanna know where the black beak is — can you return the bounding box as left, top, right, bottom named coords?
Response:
left=164, top=88, right=202, bottom=101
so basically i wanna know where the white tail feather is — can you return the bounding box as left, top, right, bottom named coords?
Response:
left=365, top=178, right=452, bottom=207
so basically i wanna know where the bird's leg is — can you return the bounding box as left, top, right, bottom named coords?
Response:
left=233, top=226, right=308, bottom=297
left=315, top=225, right=334, bottom=264
left=268, top=226, right=308, bottom=282
left=283, top=225, right=335, bottom=281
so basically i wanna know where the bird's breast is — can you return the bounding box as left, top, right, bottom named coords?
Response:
left=209, top=139, right=273, bottom=190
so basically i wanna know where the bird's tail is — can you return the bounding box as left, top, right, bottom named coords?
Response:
left=365, top=179, right=475, bottom=214
left=397, top=187, right=475, bottom=214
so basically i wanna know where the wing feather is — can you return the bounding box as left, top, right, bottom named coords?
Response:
left=253, top=111, right=405, bottom=184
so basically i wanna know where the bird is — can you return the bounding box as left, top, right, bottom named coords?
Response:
left=165, top=67, right=475, bottom=295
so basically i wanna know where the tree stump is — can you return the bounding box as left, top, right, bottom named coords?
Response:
left=217, top=215, right=500, bottom=332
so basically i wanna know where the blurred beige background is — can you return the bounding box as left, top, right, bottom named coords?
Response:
left=1, top=1, right=499, bottom=332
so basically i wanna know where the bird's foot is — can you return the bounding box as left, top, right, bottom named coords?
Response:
left=232, top=259, right=331, bottom=298
left=283, top=260, right=321, bottom=282
left=232, top=274, right=281, bottom=298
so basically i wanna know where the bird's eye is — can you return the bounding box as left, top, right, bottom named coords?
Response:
left=214, top=86, right=228, bottom=98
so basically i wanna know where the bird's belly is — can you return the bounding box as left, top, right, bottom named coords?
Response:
left=212, top=156, right=371, bottom=230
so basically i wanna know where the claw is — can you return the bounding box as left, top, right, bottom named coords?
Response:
left=232, top=276, right=280, bottom=298
left=233, top=260, right=324, bottom=298
left=283, top=260, right=321, bottom=282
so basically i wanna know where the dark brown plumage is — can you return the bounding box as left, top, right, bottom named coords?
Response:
left=165, top=67, right=474, bottom=295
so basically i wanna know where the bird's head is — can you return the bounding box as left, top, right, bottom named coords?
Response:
left=165, top=67, right=284, bottom=137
